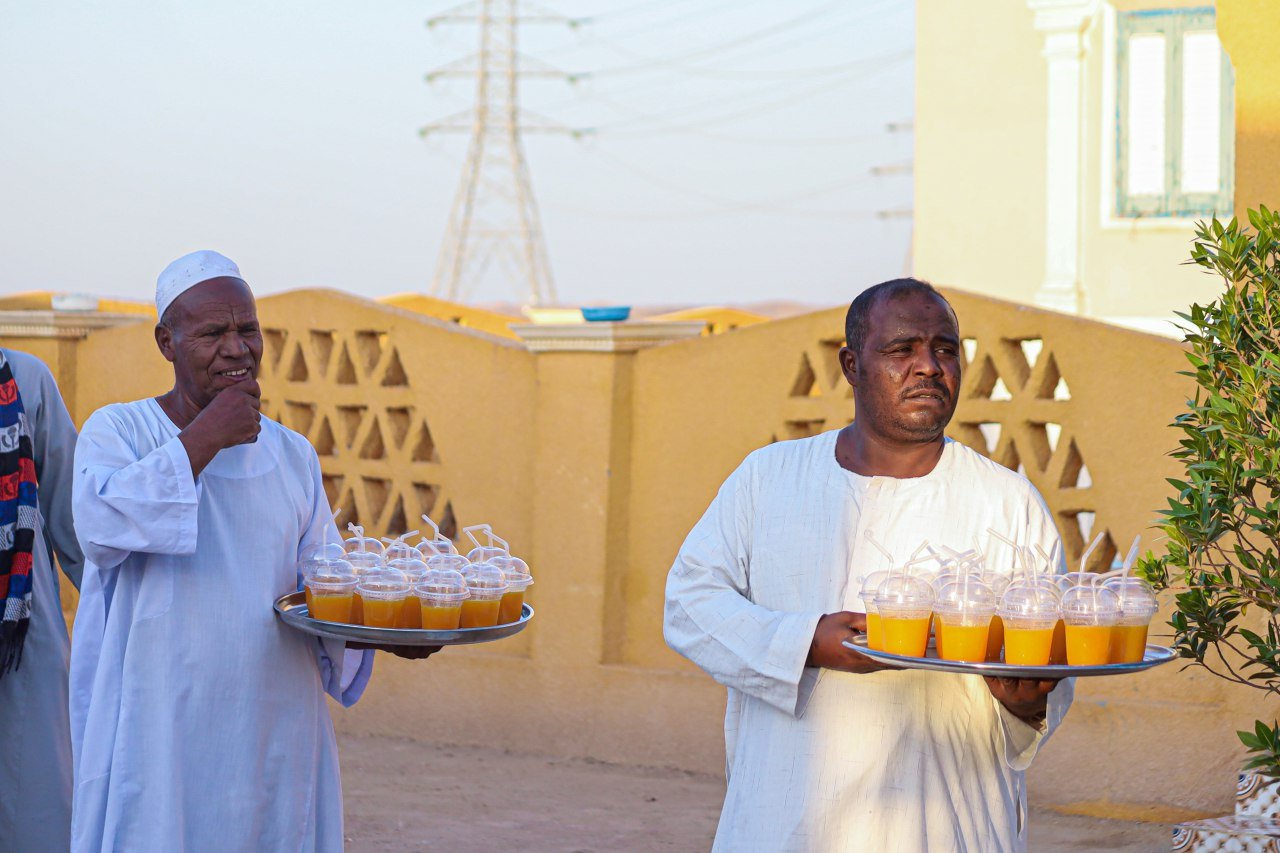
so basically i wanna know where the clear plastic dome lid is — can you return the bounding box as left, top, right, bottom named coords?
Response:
left=1103, top=577, right=1158, bottom=616
left=344, top=535, right=385, bottom=557
left=492, top=555, right=534, bottom=588
left=356, top=567, right=410, bottom=599
left=858, top=570, right=891, bottom=597
left=466, top=545, right=507, bottom=564
left=1061, top=585, right=1121, bottom=621
left=427, top=553, right=470, bottom=575
left=873, top=574, right=935, bottom=606
left=417, top=537, right=457, bottom=558
left=388, top=557, right=430, bottom=583
left=300, top=542, right=348, bottom=565
left=415, top=567, right=469, bottom=599
left=383, top=539, right=423, bottom=564
left=998, top=583, right=1062, bottom=617
left=934, top=577, right=997, bottom=614
left=463, top=561, right=509, bottom=595
left=984, top=573, right=1013, bottom=597
left=345, top=550, right=384, bottom=574
left=1054, top=571, right=1096, bottom=594
left=304, top=558, right=357, bottom=590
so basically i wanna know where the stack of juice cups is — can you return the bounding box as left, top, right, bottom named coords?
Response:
left=356, top=567, right=411, bottom=629
left=1103, top=576, right=1158, bottom=663
left=858, top=570, right=891, bottom=651
left=461, top=562, right=509, bottom=628
left=388, top=557, right=430, bottom=628
left=303, top=558, right=358, bottom=623
left=873, top=574, right=935, bottom=658
left=933, top=575, right=997, bottom=663
left=1060, top=582, right=1121, bottom=665
left=415, top=565, right=469, bottom=629
left=494, top=555, right=533, bottom=624
left=997, top=583, right=1062, bottom=665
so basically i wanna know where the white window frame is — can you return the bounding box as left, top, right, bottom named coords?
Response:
left=1100, top=4, right=1234, bottom=227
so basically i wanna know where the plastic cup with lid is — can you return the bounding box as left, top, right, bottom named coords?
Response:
left=857, top=570, right=892, bottom=651
left=1102, top=577, right=1158, bottom=663
left=356, top=567, right=411, bottom=629
left=873, top=575, right=935, bottom=658
left=388, top=558, right=431, bottom=628
left=998, top=584, right=1062, bottom=665
left=304, top=558, right=358, bottom=624
left=415, top=566, right=470, bottom=630
left=1061, top=583, right=1122, bottom=665
left=933, top=576, right=997, bottom=663
left=382, top=532, right=423, bottom=565
left=492, top=555, right=533, bottom=624
left=459, top=562, right=509, bottom=628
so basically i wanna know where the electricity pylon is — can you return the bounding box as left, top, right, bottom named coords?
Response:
left=423, top=1, right=582, bottom=306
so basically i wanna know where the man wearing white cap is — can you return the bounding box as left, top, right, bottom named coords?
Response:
left=69, top=251, right=376, bottom=851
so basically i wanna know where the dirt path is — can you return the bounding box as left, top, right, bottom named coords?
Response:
left=339, top=734, right=1170, bottom=851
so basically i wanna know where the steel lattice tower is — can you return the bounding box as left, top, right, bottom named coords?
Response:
left=424, top=1, right=576, bottom=306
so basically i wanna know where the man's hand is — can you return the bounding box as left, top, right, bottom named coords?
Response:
left=350, top=642, right=442, bottom=660
left=806, top=611, right=902, bottom=674
left=179, top=379, right=262, bottom=476
left=983, top=676, right=1060, bottom=727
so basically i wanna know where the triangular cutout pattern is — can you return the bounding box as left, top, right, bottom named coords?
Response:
left=287, top=347, right=309, bottom=383
left=338, top=406, right=366, bottom=447
left=381, top=349, right=409, bottom=388
left=264, top=329, right=288, bottom=372
left=310, top=331, right=336, bottom=376
left=789, top=354, right=817, bottom=398
left=1018, top=338, right=1043, bottom=372
left=285, top=401, right=316, bottom=437
left=314, top=417, right=337, bottom=457
left=989, top=377, right=1012, bottom=402
left=355, top=331, right=384, bottom=376
left=385, top=494, right=407, bottom=535
left=412, top=422, right=440, bottom=463
left=334, top=344, right=358, bottom=385
left=386, top=407, right=412, bottom=450
left=414, top=482, right=439, bottom=518
left=363, top=477, right=391, bottom=522
left=359, top=419, right=386, bottom=460
left=977, top=422, right=1001, bottom=455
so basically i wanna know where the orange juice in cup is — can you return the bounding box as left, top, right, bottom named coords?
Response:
left=1061, top=584, right=1121, bottom=666
left=1104, top=577, right=1158, bottom=664
left=857, top=570, right=891, bottom=651
left=932, top=576, right=996, bottom=663
left=415, top=564, right=469, bottom=631
left=388, top=558, right=430, bottom=629
left=997, top=583, right=1062, bottom=666
left=356, top=568, right=410, bottom=630
left=494, top=555, right=534, bottom=625
left=874, top=574, right=935, bottom=658
left=460, top=562, right=508, bottom=629
left=305, top=565, right=358, bottom=624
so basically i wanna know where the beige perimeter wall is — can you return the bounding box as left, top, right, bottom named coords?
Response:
left=5, top=284, right=1266, bottom=819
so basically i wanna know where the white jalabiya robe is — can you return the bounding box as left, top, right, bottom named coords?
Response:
left=0, top=349, right=84, bottom=852
left=70, top=398, right=374, bottom=853
left=665, top=431, right=1074, bottom=853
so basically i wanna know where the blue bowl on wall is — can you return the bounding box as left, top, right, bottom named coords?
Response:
left=581, top=306, right=631, bottom=322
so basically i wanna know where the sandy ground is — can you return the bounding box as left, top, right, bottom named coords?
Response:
left=339, top=734, right=1171, bottom=852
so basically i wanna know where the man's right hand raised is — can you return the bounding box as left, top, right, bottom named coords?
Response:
left=806, top=611, right=902, bottom=674
left=179, top=379, right=262, bottom=478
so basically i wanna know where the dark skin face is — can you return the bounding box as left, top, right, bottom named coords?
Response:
left=835, top=290, right=962, bottom=478
left=154, top=277, right=262, bottom=427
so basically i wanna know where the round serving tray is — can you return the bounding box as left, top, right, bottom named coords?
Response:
left=274, top=591, right=533, bottom=646
left=842, top=634, right=1176, bottom=678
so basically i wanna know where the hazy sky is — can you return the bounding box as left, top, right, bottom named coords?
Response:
left=0, top=0, right=914, bottom=308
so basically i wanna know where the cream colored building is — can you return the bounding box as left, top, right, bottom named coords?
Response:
left=914, top=0, right=1260, bottom=335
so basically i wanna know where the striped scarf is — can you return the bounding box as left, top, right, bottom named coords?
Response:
left=0, top=351, right=37, bottom=677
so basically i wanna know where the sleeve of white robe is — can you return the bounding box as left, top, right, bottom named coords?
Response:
left=664, top=455, right=824, bottom=717
left=26, top=355, right=85, bottom=589
left=294, top=448, right=374, bottom=707
left=993, top=482, right=1076, bottom=771
left=73, top=408, right=200, bottom=569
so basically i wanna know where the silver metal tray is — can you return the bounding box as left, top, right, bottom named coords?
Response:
left=842, top=635, right=1176, bottom=678
left=274, top=591, right=533, bottom=646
